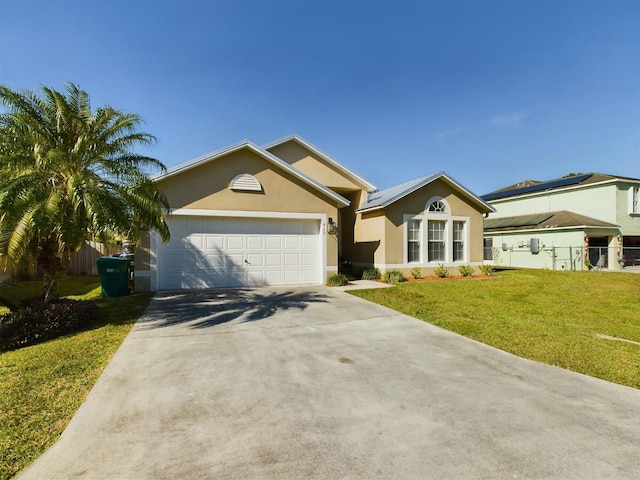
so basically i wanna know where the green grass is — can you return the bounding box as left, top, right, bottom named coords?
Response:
left=350, top=269, right=640, bottom=389
left=0, top=276, right=153, bottom=480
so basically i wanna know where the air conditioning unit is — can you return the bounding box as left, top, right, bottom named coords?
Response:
left=530, top=238, right=540, bottom=254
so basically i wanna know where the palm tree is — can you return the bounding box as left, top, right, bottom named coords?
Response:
left=0, top=82, right=170, bottom=301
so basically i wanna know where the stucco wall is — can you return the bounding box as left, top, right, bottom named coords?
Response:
left=266, top=140, right=361, bottom=191
left=157, top=149, right=340, bottom=216
left=486, top=230, right=586, bottom=270
left=617, top=183, right=640, bottom=234
left=353, top=210, right=386, bottom=266
left=352, top=179, right=487, bottom=274
left=382, top=179, right=485, bottom=264
left=489, top=184, right=618, bottom=223
left=485, top=228, right=624, bottom=270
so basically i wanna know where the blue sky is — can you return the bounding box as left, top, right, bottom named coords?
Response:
left=1, top=0, right=638, bottom=194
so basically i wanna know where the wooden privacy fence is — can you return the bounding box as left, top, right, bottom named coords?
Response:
left=67, top=241, right=121, bottom=276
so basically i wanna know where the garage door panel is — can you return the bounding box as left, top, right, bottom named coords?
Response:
left=266, top=253, right=283, bottom=266
left=157, top=216, right=321, bottom=289
left=284, top=253, right=300, bottom=266
left=203, top=254, right=222, bottom=268
left=246, top=236, right=263, bottom=250
left=247, top=270, right=265, bottom=285
left=265, top=270, right=283, bottom=284
left=225, top=254, right=244, bottom=267
left=226, top=236, right=244, bottom=250
left=301, top=269, right=317, bottom=282
left=301, top=237, right=317, bottom=250
left=186, top=235, right=204, bottom=249
left=205, top=236, right=224, bottom=249
left=246, top=253, right=263, bottom=266
left=284, top=237, right=300, bottom=250
left=301, top=253, right=317, bottom=266
left=284, top=270, right=300, bottom=283
left=266, top=237, right=282, bottom=249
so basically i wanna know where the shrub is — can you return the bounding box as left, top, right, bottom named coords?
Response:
left=459, top=264, right=475, bottom=277
left=326, top=273, right=349, bottom=287
left=434, top=264, right=449, bottom=278
left=383, top=270, right=406, bottom=284
left=361, top=267, right=381, bottom=280
left=410, top=267, right=422, bottom=279
left=479, top=264, right=496, bottom=276
left=0, top=297, right=99, bottom=352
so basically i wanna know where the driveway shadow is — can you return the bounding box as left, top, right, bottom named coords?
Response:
left=135, top=288, right=329, bottom=331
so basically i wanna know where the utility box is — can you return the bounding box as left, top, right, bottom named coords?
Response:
left=530, top=238, right=540, bottom=254
left=96, top=257, right=131, bottom=298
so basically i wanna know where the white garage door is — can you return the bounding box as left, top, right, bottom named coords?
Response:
left=157, top=216, right=321, bottom=290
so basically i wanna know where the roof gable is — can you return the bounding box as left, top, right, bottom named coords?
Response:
left=263, top=134, right=376, bottom=192
left=153, top=140, right=350, bottom=208
left=357, top=172, right=494, bottom=214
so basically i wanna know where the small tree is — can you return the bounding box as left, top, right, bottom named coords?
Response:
left=0, top=83, right=170, bottom=301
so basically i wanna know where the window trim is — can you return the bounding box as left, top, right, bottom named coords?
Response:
left=407, top=219, right=422, bottom=263
left=427, top=219, right=447, bottom=262
left=403, top=203, right=470, bottom=265
left=630, top=186, right=640, bottom=215
left=453, top=220, right=465, bottom=262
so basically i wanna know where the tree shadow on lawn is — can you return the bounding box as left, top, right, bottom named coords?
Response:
left=134, top=288, right=330, bottom=331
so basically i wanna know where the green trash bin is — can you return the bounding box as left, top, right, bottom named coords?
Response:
left=96, top=257, right=131, bottom=298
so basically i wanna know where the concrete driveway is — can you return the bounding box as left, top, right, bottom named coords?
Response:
left=19, top=286, right=640, bottom=479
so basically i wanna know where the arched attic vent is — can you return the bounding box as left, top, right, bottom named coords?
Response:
left=229, top=173, right=262, bottom=192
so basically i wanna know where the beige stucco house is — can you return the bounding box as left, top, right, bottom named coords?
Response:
left=135, top=135, right=494, bottom=291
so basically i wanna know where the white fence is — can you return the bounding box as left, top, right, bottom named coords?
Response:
left=485, top=246, right=640, bottom=271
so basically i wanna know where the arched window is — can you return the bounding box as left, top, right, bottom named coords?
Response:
left=404, top=196, right=468, bottom=264
left=427, top=199, right=447, bottom=213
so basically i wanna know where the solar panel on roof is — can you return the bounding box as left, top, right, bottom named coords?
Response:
left=482, top=174, right=593, bottom=201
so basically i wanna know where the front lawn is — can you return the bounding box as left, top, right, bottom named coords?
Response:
left=0, top=277, right=152, bottom=480
left=350, top=269, right=640, bottom=389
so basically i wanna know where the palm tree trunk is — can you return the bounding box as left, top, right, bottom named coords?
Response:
left=37, top=239, right=70, bottom=302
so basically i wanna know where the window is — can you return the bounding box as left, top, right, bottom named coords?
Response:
left=428, top=220, right=446, bottom=262
left=631, top=186, right=640, bottom=214
left=484, top=237, right=493, bottom=261
left=453, top=221, right=465, bottom=261
left=404, top=198, right=470, bottom=266
left=407, top=220, right=421, bottom=263
left=428, top=200, right=447, bottom=213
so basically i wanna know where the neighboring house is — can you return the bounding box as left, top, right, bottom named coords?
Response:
left=135, top=134, right=493, bottom=291
left=482, top=173, right=640, bottom=271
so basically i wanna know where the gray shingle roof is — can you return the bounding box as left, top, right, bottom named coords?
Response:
left=484, top=210, right=619, bottom=232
